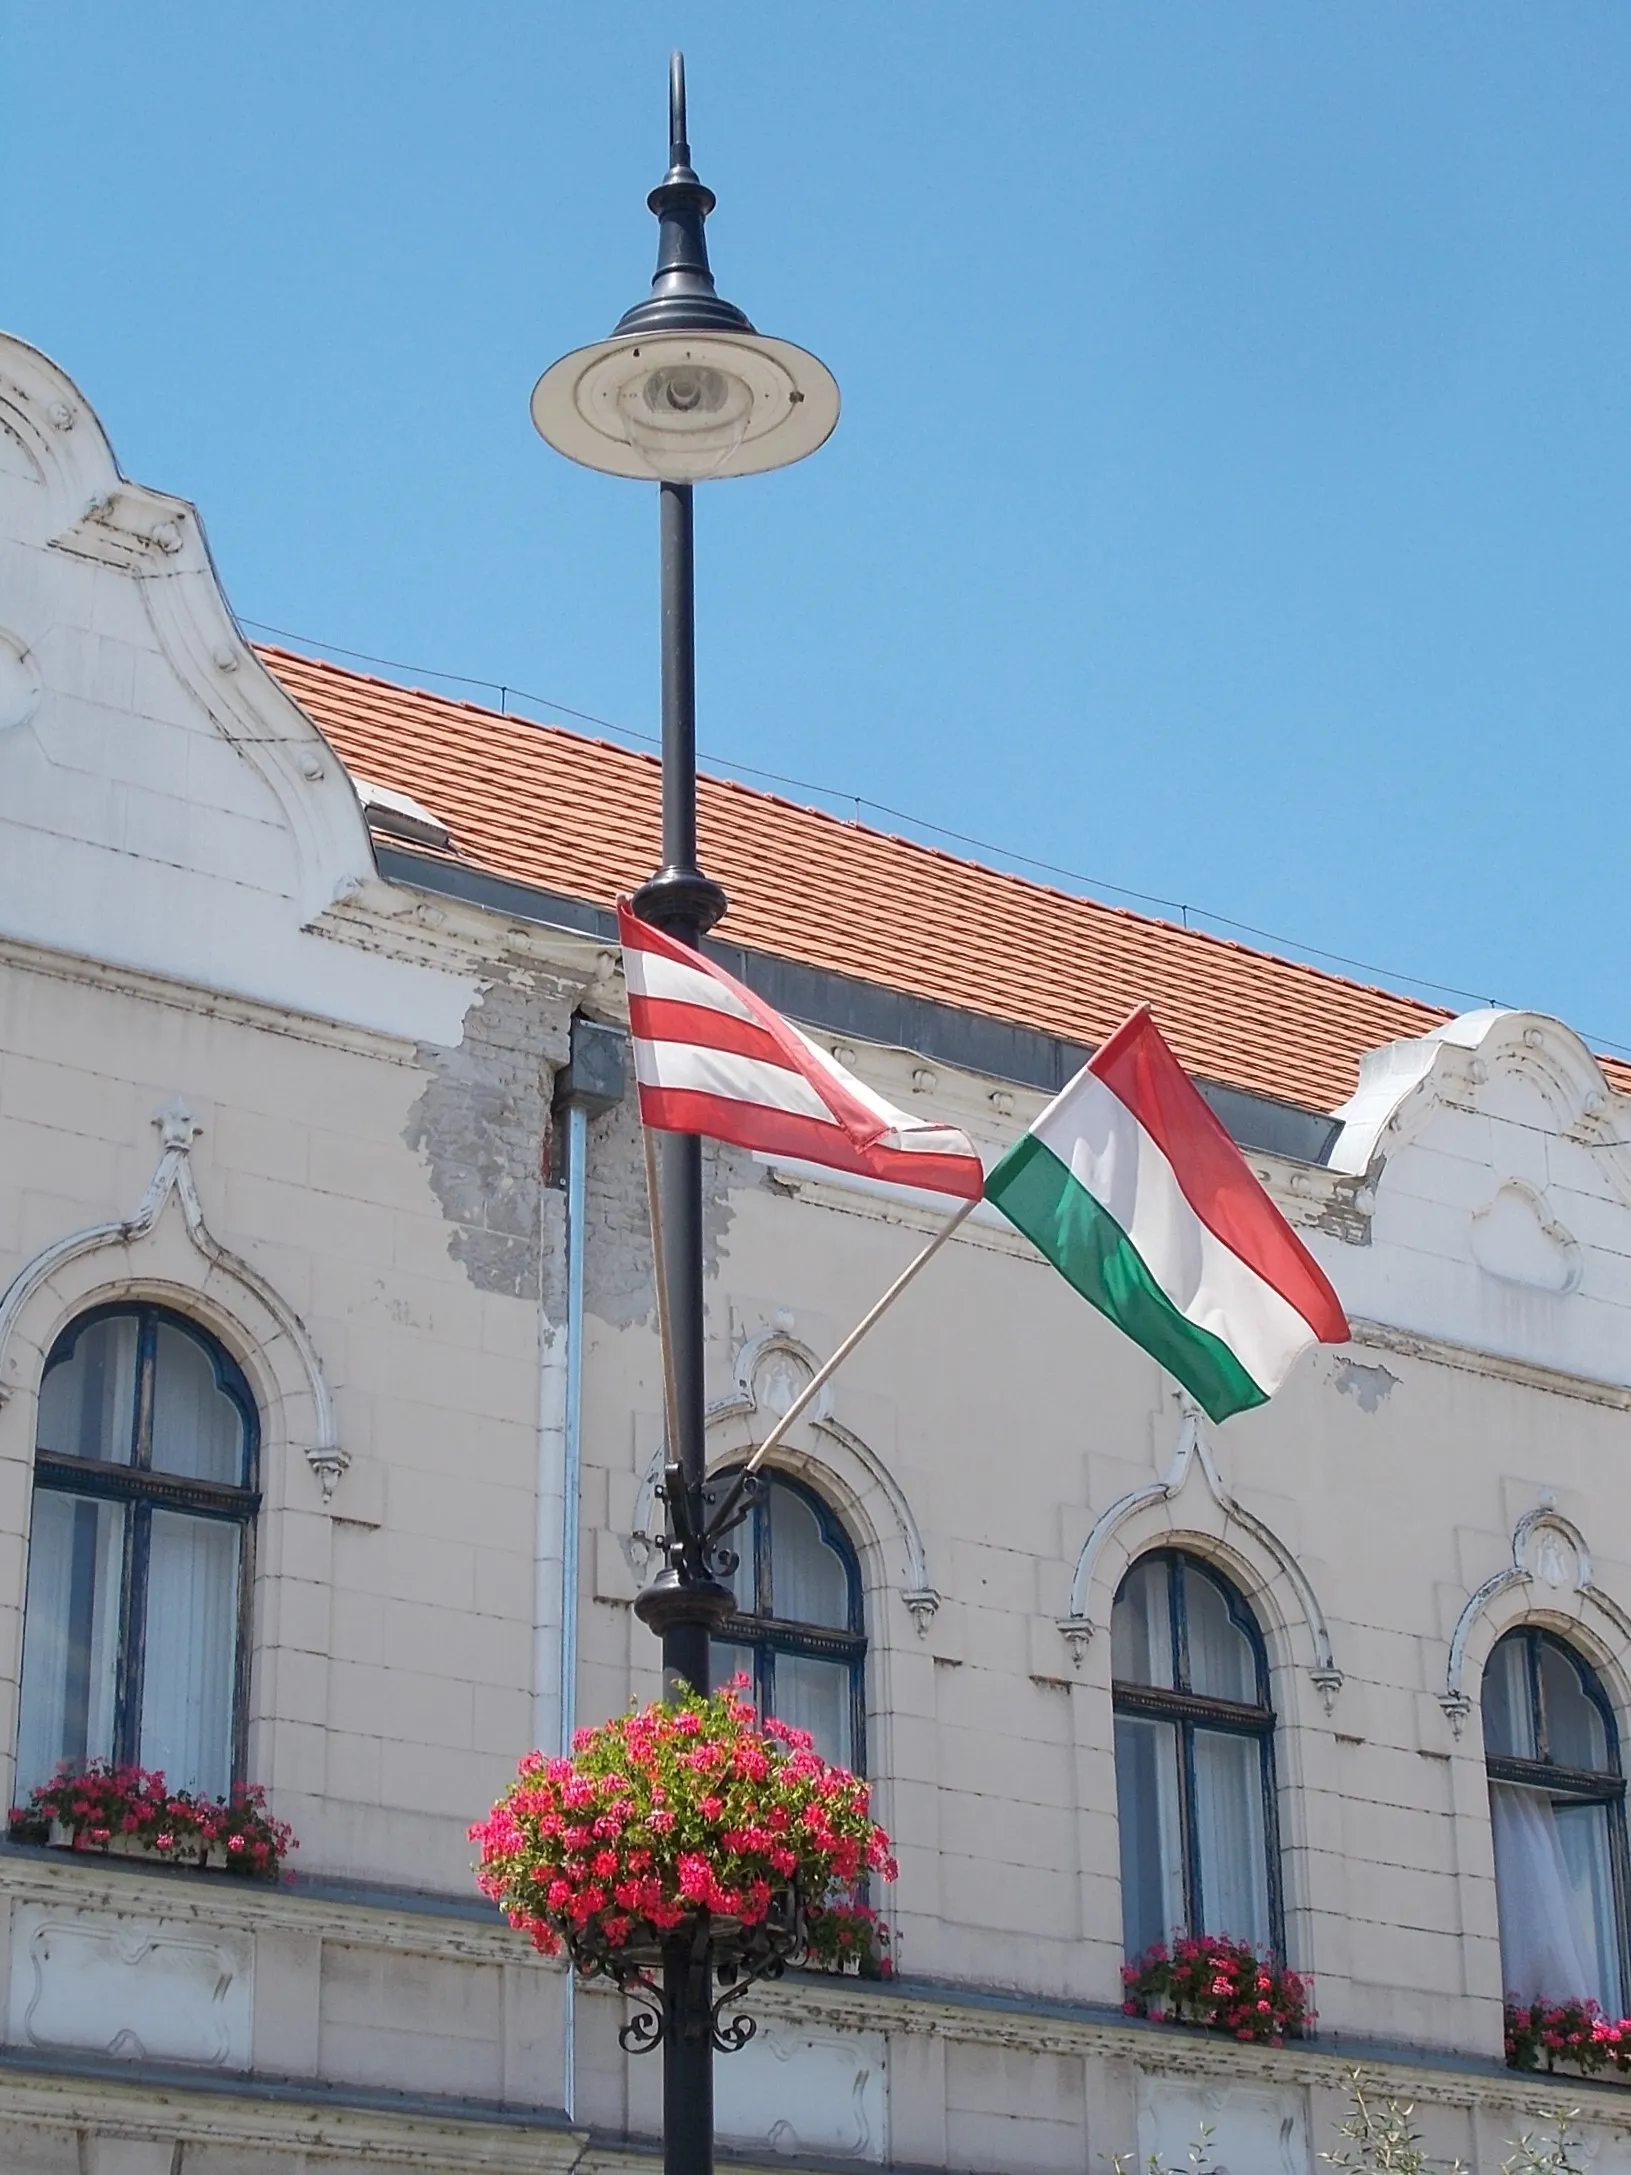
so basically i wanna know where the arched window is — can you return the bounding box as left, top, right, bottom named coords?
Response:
left=711, top=1473, right=866, bottom=1774
left=1484, top=1628, right=1626, bottom=2014
left=1112, top=1550, right=1280, bottom=1958
left=16, top=1305, right=259, bottom=1802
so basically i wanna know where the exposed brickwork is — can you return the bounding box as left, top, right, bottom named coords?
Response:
left=406, top=972, right=573, bottom=1299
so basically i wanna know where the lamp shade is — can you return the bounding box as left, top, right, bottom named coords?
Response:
left=530, top=55, right=838, bottom=483
left=531, top=331, right=838, bottom=483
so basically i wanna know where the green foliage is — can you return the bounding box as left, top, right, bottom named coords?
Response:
left=1111, top=2124, right=1214, bottom=2175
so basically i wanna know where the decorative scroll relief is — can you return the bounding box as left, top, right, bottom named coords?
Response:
left=1136, top=2072, right=1308, bottom=2175
left=714, top=2016, right=886, bottom=2163
left=1470, top=1181, right=1582, bottom=1295
left=8, top=1903, right=253, bottom=2068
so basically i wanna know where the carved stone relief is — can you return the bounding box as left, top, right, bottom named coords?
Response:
left=8, top=1904, right=253, bottom=2068
left=714, top=2016, right=886, bottom=2162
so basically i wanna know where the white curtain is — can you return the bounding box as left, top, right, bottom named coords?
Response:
left=774, top=1652, right=853, bottom=1770
left=139, top=1511, right=239, bottom=1797
left=1194, top=1727, right=1271, bottom=1947
left=1186, top=1575, right=1257, bottom=1704
left=768, top=1487, right=848, bottom=1629
left=1117, top=1713, right=1186, bottom=1956
left=1489, top=1781, right=1617, bottom=2008
left=1112, top=1559, right=1173, bottom=1688
left=34, top=1316, right=138, bottom=1465
left=150, top=1324, right=242, bottom=1483
left=15, top=1492, right=123, bottom=1796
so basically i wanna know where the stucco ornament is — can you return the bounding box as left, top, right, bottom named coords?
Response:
left=1469, top=1180, right=1582, bottom=1294
left=1328, top=1007, right=1630, bottom=1185
left=1441, top=1497, right=1631, bottom=1735
left=628, top=1324, right=940, bottom=1633
left=0, top=626, right=41, bottom=732
left=1057, top=1399, right=1344, bottom=1711
left=0, top=1101, right=345, bottom=1500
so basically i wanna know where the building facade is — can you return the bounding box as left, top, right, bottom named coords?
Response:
left=3, top=330, right=1631, bottom=2171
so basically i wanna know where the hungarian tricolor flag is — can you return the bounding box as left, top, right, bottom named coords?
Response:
left=985, top=1006, right=1349, bottom=1421
left=619, top=903, right=985, bottom=1201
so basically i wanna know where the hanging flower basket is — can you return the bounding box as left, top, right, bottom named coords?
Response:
left=9, top=1762, right=296, bottom=1879
left=471, top=1679, right=897, bottom=2047
left=1122, top=1934, right=1313, bottom=2046
left=1507, top=1996, right=1631, bottom=2078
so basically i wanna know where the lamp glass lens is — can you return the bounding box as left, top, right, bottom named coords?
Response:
left=616, top=360, right=755, bottom=480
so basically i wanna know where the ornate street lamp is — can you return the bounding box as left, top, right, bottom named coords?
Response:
left=530, top=54, right=838, bottom=2175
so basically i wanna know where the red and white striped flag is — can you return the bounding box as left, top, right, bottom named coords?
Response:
left=618, top=902, right=985, bottom=1201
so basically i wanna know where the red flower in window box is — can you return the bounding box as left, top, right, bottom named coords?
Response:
left=9, top=1761, right=295, bottom=1878
left=1121, top=1933, right=1312, bottom=2046
left=1506, top=1995, right=1631, bottom=2077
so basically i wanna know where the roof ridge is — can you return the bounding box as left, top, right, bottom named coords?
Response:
left=257, top=644, right=1450, bottom=1031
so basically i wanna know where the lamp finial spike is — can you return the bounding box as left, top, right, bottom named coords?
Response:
left=669, top=51, right=688, bottom=164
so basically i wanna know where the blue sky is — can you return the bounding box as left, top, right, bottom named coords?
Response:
left=6, top=5, right=1630, bottom=1056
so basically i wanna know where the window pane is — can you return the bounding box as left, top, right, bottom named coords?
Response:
left=711, top=1638, right=756, bottom=1705
left=15, top=1491, right=124, bottom=1796
left=1555, top=1801, right=1624, bottom=2015
left=1541, top=1641, right=1610, bottom=1773
left=35, top=1317, right=138, bottom=1465
left=149, top=1323, right=248, bottom=1485
left=771, top=1652, right=854, bottom=1770
left=1483, top=1635, right=1536, bottom=1760
left=139, top=1511, right=239, bottom=1798
left=768, top=1486, right=850, bottom=1629
left=1185, top=1567, right=1259, bottom=1705
left=1112, top=1559, right=1173, bottom=1689
left=1115, top=1713, right=1184, bottom=1958
left=1490, top=1781, right=1614, bottom=2006
left=1193, top=1728, right=1271, bottom=1949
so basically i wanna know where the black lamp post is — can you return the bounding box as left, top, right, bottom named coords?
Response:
left=530, top=56, right=838, bottom=2175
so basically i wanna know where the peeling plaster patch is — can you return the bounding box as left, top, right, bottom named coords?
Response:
left=1333, top=1357, right=1398, bottom=1413
left=583, top=1091, right=747, bottom=1328
left=406, top=974, right=570, bottom=1297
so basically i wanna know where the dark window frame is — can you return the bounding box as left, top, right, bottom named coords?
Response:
left=717, top=1471, right=868, bottom=1776
left=1483, top=1626, right=1630, bottom=2002
left=26, top=1302, right=261, bottom=1786
left=1112, top=1548, right=1285, bottom=1955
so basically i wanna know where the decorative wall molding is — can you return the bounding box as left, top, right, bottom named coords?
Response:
left=1058, top=1404, right=1344, bottom=1711
left=629, top=1328, right=940, bottom=1633
left=0, top=1101, right=345, bottom=1500
left=1442, top=1499, right=1631, bottom=1734
left=0, top=332, right=378, bottom=925
left=1328, top=1007, right=1631, bottom=1197
left=1349, top=1318, right=1631, bottom=1411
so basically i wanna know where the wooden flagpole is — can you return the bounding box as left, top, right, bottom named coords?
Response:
left=641, top=1122, right=685, bottom=1474
left=744, top=1194, right=979, bottom=1475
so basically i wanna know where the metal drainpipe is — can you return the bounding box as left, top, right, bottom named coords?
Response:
left=559, top=1097, right=587, bottom=2120
left=546, top=1015, right=625, bottom=2124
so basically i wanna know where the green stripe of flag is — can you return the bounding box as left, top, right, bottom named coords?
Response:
left=986, top=1134, right=1267, bottom=1424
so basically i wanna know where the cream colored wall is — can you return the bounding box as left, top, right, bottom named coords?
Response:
left=0, top=949, right=554, bottom=1893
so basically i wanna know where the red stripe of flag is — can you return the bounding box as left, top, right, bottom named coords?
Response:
left=637, top=1088, right=984, bottom=1199
left=1090, top=1007, right=1349, bottom=1342
left=620, top=904, right=887, bottom=1150
left=628, top=994, right=790, bottom=1070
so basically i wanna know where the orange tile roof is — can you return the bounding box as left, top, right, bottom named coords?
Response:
left=262, top=645, right=1574, bottom=1116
